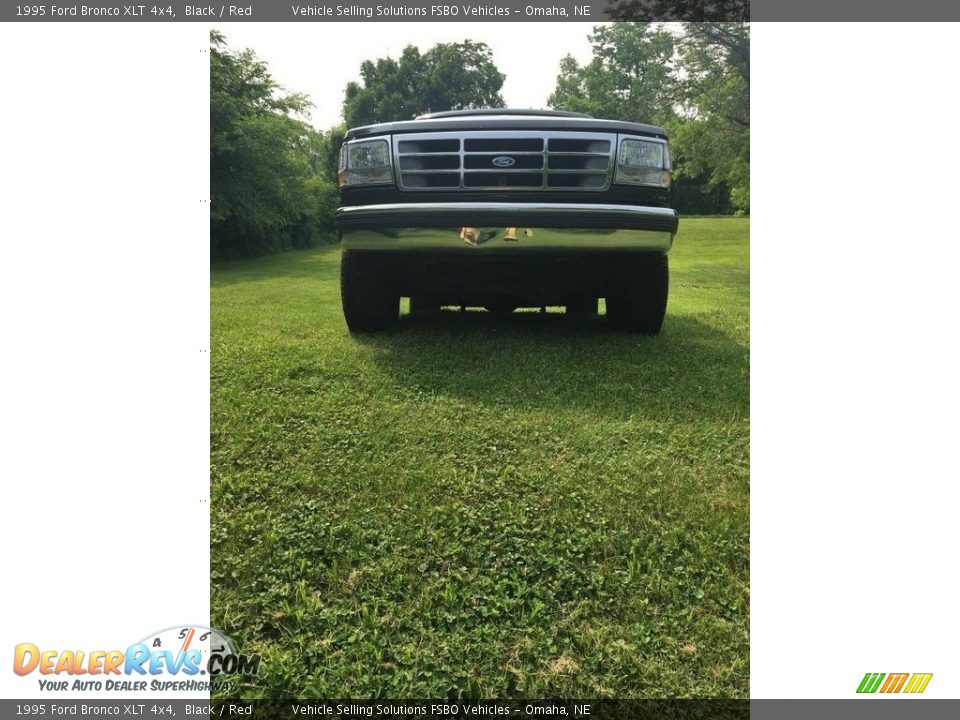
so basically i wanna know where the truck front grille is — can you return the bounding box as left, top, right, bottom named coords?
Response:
left=394, top=131, right=616, bottom=192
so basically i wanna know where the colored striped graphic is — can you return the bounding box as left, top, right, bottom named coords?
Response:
left=857, top=672, right=932, bottom=694
left=879, top=673, right=909, bottom=693
left=856, top=673, right=885, bottom=693
left=903, top=673, right=934, bottom=694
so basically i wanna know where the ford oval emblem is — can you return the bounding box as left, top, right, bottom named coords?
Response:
left=492, top=156, right=516, bottom=168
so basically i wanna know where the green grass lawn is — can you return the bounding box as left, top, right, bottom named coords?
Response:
left=211, top=217, right=749, bottom=699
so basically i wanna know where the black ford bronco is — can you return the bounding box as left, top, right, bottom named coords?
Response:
left=334, top=109, right=678, bottom=333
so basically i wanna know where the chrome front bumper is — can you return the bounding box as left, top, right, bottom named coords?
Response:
left=335, top=202, right=678, bottom=253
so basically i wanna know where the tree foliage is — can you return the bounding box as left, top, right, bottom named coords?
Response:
left=549, top=22, right=750, bottom=213
left=673, top=23, right=750, bottom=211
left=548, top=24, right=676, bottom=126
left=210, top=31, right=338, bottom=259
left=342, top=41, right=505, bottom=127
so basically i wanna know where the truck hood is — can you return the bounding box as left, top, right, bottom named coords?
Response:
left=344, top=114, right=668, bottom=141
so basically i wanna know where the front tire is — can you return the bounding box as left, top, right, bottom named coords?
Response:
left=605, top=254, right=668, bottom=335
left=340, top=251, right=400, bottom=332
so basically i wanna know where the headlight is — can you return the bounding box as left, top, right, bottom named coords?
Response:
left=615, top=137, right=671, bottom=188
left=338, top=138, right=393, bottom=188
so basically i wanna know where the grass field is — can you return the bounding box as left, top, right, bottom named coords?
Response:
left=211, top=217, right=749, bottom=698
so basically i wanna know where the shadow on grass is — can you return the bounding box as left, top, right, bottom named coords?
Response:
left=357, top=310, right=748, bottom=421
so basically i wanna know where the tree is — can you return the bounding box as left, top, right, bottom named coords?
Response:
left=672, top=23, right=750, bottom=211
left=548, top=22, right=750, bottom=214
left=300, top=122, right=346, bottom=185
left=547, top=23, right=677, bottom=126
left=342, top=41, right=505, bottom=127
left=210, top=31, right=337, bottom=258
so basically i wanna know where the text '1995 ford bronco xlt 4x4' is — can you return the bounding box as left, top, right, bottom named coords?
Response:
left=334, top=109, right=679, bottom=334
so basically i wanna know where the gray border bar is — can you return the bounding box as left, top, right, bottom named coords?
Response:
left=5, top=0, right=960, bottom=20
left=6, top=1, right=618, bottom=23
left=752, top=699, right=960, bottom=719
left=3, top=699, right=960, bottom=718
left=0, top=696, right=960, bottom=720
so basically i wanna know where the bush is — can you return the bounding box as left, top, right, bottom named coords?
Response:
left=671, top=173, right=735, bottom=216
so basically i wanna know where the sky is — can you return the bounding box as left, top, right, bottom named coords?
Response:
left=214, top=22, right=610, bottom=129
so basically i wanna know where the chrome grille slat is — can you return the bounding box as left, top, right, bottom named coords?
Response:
left=460, top=169, right=547, bottom=173
left=544, top=152, right=611, bottom=157
left=459, top=151, right=546, bottom=156
left=393, top=130, right=616, bottom=192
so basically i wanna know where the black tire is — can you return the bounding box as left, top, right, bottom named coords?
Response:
left=566, top=298, right=598, bottom=315
left=605, top=254, right=668, bottom=335
left=409, top=296, right=441, bottom=315
left=340, top=251, right=399, bottom=332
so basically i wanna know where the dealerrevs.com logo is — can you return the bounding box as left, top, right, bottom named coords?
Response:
left=13, top=625, right=260, bottom=693
left=857, top=672, right=933, bottom=694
